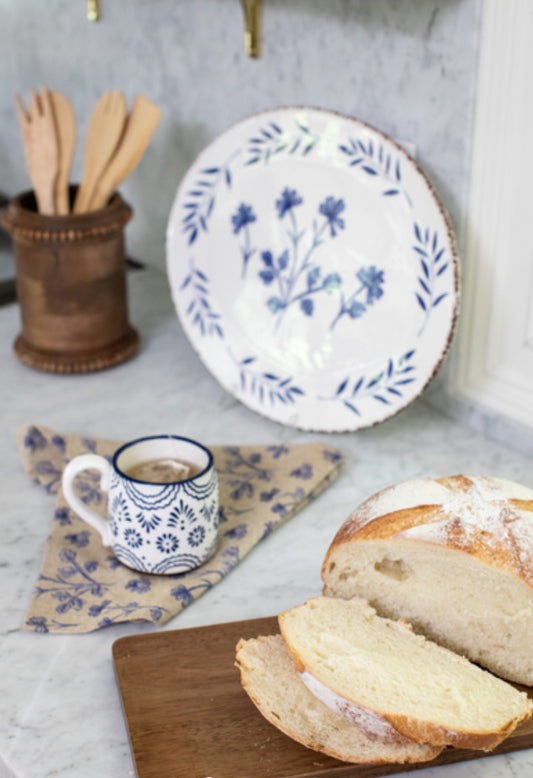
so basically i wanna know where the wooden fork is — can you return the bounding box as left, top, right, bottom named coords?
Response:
left=88, top=94, right=161, bottom=211
left=74, top=90, right=126, bottom=214
left=16, top=87, right=59, bottom=215
left=49, top=91, right=76, bottom=215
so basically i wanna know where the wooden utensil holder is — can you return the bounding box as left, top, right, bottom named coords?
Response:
left=2, top=188, right=139, bottom=373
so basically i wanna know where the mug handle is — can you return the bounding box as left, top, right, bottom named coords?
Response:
left=62, top=454, right=114, bottom=547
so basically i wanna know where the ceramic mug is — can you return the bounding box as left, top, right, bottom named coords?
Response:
left=61, top=435, right=219, bottom=575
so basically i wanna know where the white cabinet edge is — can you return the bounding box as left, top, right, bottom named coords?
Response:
left=449, top=0, right=533, bottom=434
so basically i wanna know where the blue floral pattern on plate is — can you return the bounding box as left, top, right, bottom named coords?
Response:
left=167, top=108, right=459, bottom=431
left=232, top=188, right=386, bottom=332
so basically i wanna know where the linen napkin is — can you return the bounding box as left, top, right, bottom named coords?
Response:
left=18, top=425, right=345, bottom=634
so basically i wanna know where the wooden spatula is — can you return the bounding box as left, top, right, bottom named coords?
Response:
left=88, top=94, right=161, bottom=211
left=16, top=87, right=59, bottom=215
left=49, top=91, right=76, bottom=215
left=73, top=90, right=127, bottom=214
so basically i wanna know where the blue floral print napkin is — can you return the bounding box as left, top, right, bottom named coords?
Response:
left=17, top=425, right=345, bottom=634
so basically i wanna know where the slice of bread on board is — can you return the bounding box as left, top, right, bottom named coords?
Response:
left=279, top=596, right=533, bottom=751
left=235, top=633, right=443, bottom=765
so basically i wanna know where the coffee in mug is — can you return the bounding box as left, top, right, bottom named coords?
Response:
left=124, top=457, right=203, bottom=483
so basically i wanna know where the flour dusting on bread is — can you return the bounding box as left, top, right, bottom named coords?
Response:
left=397, top=476, right=533, bottom=583
left=299, top=669, right=414, bottom=744
left=345, top=478, right=449, bottom=529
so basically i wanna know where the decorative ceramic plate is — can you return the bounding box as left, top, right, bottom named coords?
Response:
left=166, top=108, right=459, bottom=432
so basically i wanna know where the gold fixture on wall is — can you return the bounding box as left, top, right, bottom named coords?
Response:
left=241, top=0, right=261, bottom=58
left=87, top=0, right=100, bottom=21
left=84, top=0, right=261, bottom=58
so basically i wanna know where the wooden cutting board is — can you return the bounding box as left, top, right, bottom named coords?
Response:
left=112, top=616, right=533, bottom=778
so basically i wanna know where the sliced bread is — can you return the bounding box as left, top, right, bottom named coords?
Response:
left=278, top=596, right=533, bottom=751
left=235, top=634, right=443, bottom=764
left=321, top=474, right=533, bottom=685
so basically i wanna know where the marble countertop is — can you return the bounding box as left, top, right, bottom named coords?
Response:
left=1, top=266, right=533, bottom=778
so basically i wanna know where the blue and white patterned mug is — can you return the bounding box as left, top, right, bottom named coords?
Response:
left=61, top=435, right=219, bottom=575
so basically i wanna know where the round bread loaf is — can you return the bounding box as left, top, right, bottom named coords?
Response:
left=321, top=474, right=533, bottom=684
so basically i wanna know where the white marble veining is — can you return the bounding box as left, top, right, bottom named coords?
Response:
left=1, top=267, right=533, bottom=777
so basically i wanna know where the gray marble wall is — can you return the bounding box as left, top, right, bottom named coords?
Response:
left=1, top=0, right=480, bottom=271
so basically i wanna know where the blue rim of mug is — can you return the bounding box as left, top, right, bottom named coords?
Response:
left=112, top=435, right=215, bottom=485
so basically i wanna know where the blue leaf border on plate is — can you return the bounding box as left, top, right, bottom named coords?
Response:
left=180, top=259, right=224, bottom=339
left=339, top=136, right=413, bottom=206
left=413, top=223, right=450, bottom=335
left=222, top=348, right=416, bottom=419
left=229, top=352, right=305, bottom=407
left=245, top=118, right=320, bottom=166
left=181, top=150, right=240, bottom=245
left=320, top=350, right=417, bottom=416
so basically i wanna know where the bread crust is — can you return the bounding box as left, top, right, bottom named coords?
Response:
left=387, top=713, right=529, bottom=751
left=321, top=475, right=533, bottom=587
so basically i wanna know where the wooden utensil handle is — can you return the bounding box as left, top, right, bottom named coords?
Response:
left=35, top=185, right=56, bottom=216
left=88, top=95, right=161, bottom=211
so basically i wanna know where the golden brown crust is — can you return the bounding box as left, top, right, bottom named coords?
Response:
left=387, top=710, right=531, bottom=751
left=321, top=475, right=533, bottom=588
left=278, top=612, right=306, bottom=673
left=328, top=505, right=444, bottom=545
left=436, top=475, right=474, bottom=492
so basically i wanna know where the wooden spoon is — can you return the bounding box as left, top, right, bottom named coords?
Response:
left=73, top=90, right=127, bottom=214
left=16, top=87, right=59, bottom=215
left=88, top=94, right=161, bottom=211
left=49, top=91, right=76, bottom=214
